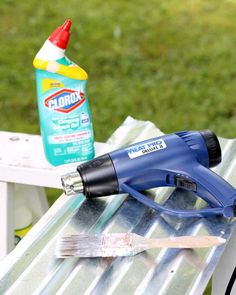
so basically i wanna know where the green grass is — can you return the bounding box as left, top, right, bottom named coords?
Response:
left=1, top=2, right=235, bottom=293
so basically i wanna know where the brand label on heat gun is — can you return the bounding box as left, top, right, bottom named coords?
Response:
left=127, top=139, right=166, bottom=159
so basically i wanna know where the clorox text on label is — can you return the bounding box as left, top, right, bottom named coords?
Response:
left=44, top=89, right=85, bottom=113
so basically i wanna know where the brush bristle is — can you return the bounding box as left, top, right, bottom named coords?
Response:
left=55, top=234, right=103, bottom=258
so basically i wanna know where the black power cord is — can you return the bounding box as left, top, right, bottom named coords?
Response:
left=225, top=266, right=236, bottom=295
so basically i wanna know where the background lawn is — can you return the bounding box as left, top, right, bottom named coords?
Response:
left=1, top=1, right=236, bottom=293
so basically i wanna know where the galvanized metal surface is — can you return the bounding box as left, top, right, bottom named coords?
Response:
left=0, top=117, right=235, bottom=295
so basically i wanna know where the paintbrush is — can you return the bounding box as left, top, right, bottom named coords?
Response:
left=55, top=233, right=225, bottom=258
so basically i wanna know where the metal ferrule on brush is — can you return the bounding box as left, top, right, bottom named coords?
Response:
left=61, top=171, right=84, bottom=196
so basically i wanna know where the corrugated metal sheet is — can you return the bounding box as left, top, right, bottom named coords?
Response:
left=0, top=117, right=235, bottom=295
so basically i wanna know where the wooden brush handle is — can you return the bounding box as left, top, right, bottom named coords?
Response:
left=149, top=236, right=225, bottom=248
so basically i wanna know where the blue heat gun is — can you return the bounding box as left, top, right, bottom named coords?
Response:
left=62, top=130, right=236, bottom=218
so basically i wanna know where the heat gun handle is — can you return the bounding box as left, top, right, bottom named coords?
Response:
left=190, top=164, right=236, bottom=217
left=121, top=183, right=224, bottom=218
left=120, top=165, right=236, bottom=218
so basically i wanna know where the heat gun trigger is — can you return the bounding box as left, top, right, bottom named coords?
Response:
left=174, top=175, right=197, bottom=192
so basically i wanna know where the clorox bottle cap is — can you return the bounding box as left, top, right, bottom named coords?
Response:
left=48, top=19, right=72, bottom=49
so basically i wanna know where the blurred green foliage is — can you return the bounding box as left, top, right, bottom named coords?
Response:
left=0, top=0, right=236, bottom=141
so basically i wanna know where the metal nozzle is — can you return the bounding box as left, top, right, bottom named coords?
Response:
left=61, top=171, right=84, bottom=196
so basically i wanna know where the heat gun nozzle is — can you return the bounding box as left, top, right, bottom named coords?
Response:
left=61, top=171, right=84, bottom=196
